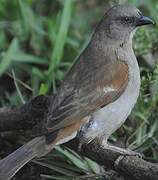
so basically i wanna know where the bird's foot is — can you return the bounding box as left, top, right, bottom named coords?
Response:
left=110, top=146, right=144, bottom=170
left=102, top=144, right=144, bottom=170
left=114, top=152, right=143, bottom=171
left=102, top=143, right=143, bottom=158
left=119, top=148, right=143, bottom=158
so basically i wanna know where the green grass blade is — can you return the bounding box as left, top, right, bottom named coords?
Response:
left=13, top=52, right=48, bottom=65
left=0, top=38, right=18, bottom=76
left=84, top=157, right=100, bottom=174
left=48, top=0, right=72, bottom=74
left=6, top=72, right=33, bottom=91
left=32, top=160, right=78, bottom=177
left=55, top=146, right=89, bottom=172
left=17, top=0, right=29, bottom=36
left=39, top=83, right=49, bottom=95
left=12, top=69, right=25, bottom=104
left=45, top=160, right=84, bottom=173
left=40, top=174, right=72, bottom=180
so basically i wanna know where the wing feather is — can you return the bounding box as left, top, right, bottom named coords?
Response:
left=46, top=55, right=129, bottom=131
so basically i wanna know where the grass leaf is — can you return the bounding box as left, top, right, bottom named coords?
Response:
left=32, top=160, right=78, bottom=177
left=13, top=52, right=48, bottom=65
left=0, top=38, right=18, bottom=76
left=39, top=83, right=49, bottom=95
left=54, top=146, right=90, bottom=172
left=12, top=69, right=25, bottom=104
left=48, top=0, right=72, bottom=74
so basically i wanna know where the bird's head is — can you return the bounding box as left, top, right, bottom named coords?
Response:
left=97, top=5, right=155, bottom=43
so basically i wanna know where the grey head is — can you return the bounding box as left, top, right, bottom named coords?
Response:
left=96, top=4, right=155, bottom=42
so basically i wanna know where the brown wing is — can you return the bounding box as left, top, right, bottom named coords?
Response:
left=46, top=55, right=129, bottom=132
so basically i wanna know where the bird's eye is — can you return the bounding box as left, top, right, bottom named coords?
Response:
left=124, top=17, right=130, bottom=22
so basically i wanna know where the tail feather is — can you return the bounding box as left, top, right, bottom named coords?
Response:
left=0, top=136, right=49, bottom=180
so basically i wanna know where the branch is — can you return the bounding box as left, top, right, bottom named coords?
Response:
left=0, top=95, right=51, bottom=132
left=0, top=96, right=158, bottom=180
left=68, top=140, right=158, bottom=180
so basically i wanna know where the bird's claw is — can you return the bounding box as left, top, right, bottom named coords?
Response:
left=122, top=149, right=144, bottom=158
left=114, top=149, right=144, bottom=170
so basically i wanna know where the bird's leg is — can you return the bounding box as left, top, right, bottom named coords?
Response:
left=104, top=144, right=140, bottom=156
left=101, top=139, right=142, bottom=157
left=100, top=139, right=143, bottom=171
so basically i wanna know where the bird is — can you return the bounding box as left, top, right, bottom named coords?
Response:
left=0, top=4, right=155, bottom=180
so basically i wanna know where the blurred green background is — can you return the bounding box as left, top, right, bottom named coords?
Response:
left=0, top=0, right=158, bottom=179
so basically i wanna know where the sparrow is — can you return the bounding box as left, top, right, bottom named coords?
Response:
left=0, top=4, right=155, bottom=180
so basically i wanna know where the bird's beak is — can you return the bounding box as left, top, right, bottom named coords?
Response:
left=137, top=16, right=155, bottom=26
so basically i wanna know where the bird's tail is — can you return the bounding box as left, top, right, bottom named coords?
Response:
left=0, top=136, right=49, bottom=180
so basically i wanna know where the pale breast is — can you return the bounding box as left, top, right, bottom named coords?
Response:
left=80, top=46, right=140, bottom=143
